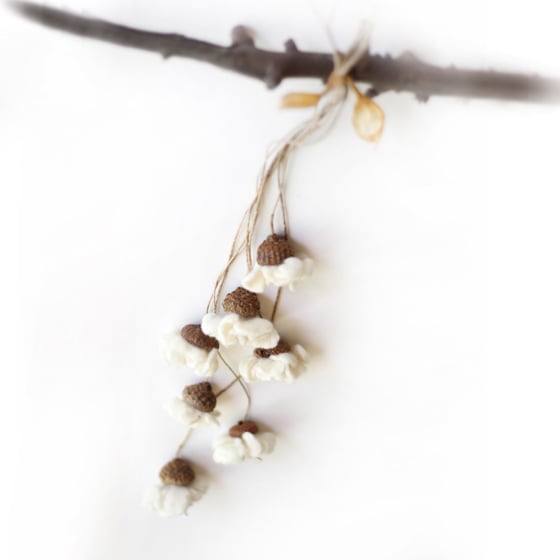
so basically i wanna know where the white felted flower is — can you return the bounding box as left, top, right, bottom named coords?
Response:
left=242, top=256, right=313, bottom=293
left=165, top=397, right=220, bottom=427
left=201, top=313, right=279, bottom=349
left=212, top=432, right=276, bottom=464
left=239, top=344, right=307, bottom=383
left=143, top=483, right=205, bottom=517
left=160, top=331, right=219, bottom=376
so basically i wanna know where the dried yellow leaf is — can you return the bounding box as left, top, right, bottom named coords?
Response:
left=280, top=92, right=322, bottom=109
left=352, top=96, right=385, bottom=142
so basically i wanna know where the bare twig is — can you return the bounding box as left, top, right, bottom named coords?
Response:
left=9, top=1, right=560, bottom=103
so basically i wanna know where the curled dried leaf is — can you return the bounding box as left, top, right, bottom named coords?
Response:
left=352, top=95, right=385, bottom=142
left=280, top=92, right=322, bottom=109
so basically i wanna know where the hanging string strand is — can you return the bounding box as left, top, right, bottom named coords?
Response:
left=207, top=204, right=253, bottom=313
left=270, top=287, right=283, bottom=322
left=269, top=147, right=291, bottom=236
left=215, top=377, right=239, bottom=398
left=175, top=426, right=194, bottom=457
left=218, top=351, right=252, bottom=420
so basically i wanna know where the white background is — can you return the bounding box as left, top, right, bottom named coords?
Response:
left=1, top=0, right=560, bottom=558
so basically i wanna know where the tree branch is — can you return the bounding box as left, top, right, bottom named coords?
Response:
left=10, top=1, right=560, bottom=103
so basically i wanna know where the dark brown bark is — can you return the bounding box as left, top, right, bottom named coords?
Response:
left=10, top=1, right=560, bottom=104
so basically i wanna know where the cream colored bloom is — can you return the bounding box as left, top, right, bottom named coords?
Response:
left=212, top=431, right=276, bottom=464
left=239, top=345, right=307, bottom=383
left=160, top=331, right=218, bottom=376
left=242, top=256, right=313, bottom=293
left=143, top=483, right=205, bottom=517
left=201, top=313, right=279, bottom=349
left=165, top=397, right=220, bottom=427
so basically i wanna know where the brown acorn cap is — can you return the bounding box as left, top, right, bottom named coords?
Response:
left=182, top=381, right=217, bottom=412
left=180, top=324, right=219, bottom=351
left=229, top=420, right=259, bottom=438
left=222, top=287, right=261, bottom=318
left=254, top=340, right=291, bottom=359
left=159, top=458, right=195, bottom=487
left=256, top=234, right=295, bottom=266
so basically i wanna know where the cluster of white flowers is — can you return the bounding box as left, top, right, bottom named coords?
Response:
left=213, top=431, right=276, bottom=465
left=150, top=234, right=313, bottom=518
left=144, top=484, right=205, bottom=517
left=242, top=255, right=313, bottom=293
left=160, top=331, right=218, bottom=377
left=240, top=344, right=307, bottom=383
left=201, top=313, right=279, bottom=349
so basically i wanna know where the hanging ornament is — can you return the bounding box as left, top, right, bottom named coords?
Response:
left=11, top=1, right=560, bottom=521
left=142, top=27, right=384, bottom=517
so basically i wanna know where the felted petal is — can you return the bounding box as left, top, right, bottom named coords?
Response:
left=212, top=435, right=247, bottom=464
left=242, top=266, right=266, bottom=293
left=233, top=317, right=279, bottom=348
left=201, top=313, right=223, bottom=340
left=242, top=432, right=276, bottom=458
left=183, top=346, right=218, bottom=377
left=269, top=348, right=307, bottom=380
left=158, top=486, right=191, bottom=517
left=238, top=356, right=260, bottom=382
left=241, top=432, right=263, bottom=457
left=202, top=313, right=240, bottom=347
left=144, top=484, right=205, bottom=517
left=203, top=348, right=219, bottom=376
left=202, top=314, right=279, bottom=348
left=160, top=332, right=219, bottom=376
left=239, top=345, right=307, bottom=383
left=165, top=397, right=220, bottom=427
left=292, top=344, right=308, bottom=362
left=181, top=342, right=218, bottom=377
left=259, top=256, right=314, bottom=291
left=160, top=332, right=190, bottom=367
left=217, top=314, right=241, bottom=346
left=242, top=256, right=313, bottom=293
left=239, top=355, right=289, bottom=382
left=256, top=432, right=277, bottom=455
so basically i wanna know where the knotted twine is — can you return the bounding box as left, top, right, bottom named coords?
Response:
left=207, top=27, right=372, bottom=314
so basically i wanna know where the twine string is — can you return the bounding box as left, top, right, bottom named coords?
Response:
left=206, top=205, right=252, bottom=313
left=218, top=351, right=252, bottom=420
left=270, top=287, right=283, bottom=322
left=215, top=377, right=239, bottom=398
left=175, top=426, right=194, bottom=457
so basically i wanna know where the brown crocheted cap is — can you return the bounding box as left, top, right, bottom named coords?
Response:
left=182, top=381, right=217, bottom=413
left=254, top=340, right=291, bottom=359
left=256, top=234, right=294, bottom=266
left=159, top=458, right=195, bottom=487
left=180, top=324, right=219, bottom=351
left=229, top=420, right=259, bottom=438
left=222, top=287, right=261, bottom=318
